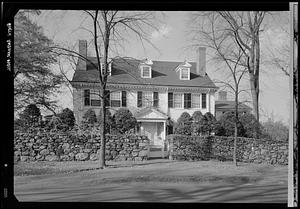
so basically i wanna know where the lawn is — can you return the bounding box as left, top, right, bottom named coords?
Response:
left=14, top=159, right=288, bottom=203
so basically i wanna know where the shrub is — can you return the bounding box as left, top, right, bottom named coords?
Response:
left=19, top=104, right=41, bottom=127
left=174, top=112, right=192, bottom=135
left=58, top=108, right=75, bottom=128
left=113, top=108, right=137, bottom=134
left=262, top=119, right=289, bottom=141
left=191, top=111, right=204, bottom=136
left=215, top=111, right=244, bottom=137
left=239, top=112, right=263, bottom=138
left=82, top=109, right=97, bottom=125
left=201, top=112, right=217, bottom=135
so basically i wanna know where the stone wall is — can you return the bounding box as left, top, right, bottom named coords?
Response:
left=14, top=129, right=150, bottom=162
left=167, top=135, right=288, bottom=165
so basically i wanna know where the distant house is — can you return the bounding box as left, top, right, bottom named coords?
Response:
left=71, top=40, right=218, bottom=147
left=215, top=91, right=252, bottom=120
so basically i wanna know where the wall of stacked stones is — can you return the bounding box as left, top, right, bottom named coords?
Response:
left=167, top=135, right=288, bottom=165
left=14, top=129, right=150, bottom=162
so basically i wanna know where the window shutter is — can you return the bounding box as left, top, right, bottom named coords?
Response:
left=202, top=93, right=206, bottom=109
left=184, top=93, right=191, bottom=109
left=84, top=89, right=90, bottom=106
left=168, top=92, right=173, bottom=108
left=122, top=91, right=127, bottom=107
left=104, top=90, right=110, bottom=106
left=153, top=92, right=159, bottom=107
left=137, top=91, right=143, bottom=107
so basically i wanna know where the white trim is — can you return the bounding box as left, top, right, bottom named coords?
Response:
left=140, top=65, right=152, bottom=78
left=179, top=67, right=190, bottom=80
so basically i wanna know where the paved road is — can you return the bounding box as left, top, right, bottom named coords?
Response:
left=14, top=166, right=287, bottom=203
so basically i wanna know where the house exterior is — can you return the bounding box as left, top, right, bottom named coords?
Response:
left=215, top=91, right=252, bottom=120
left=71, top=40, right=218, bottom=147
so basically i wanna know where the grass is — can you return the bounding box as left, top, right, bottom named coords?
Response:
left=14, top=159, right=288, bottom=202
left=14, top=159, right=287, bottom=184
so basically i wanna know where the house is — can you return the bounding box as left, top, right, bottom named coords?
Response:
left=71, top=40, right=218, bottom=147
left=215, top=91, right=252, bottom=120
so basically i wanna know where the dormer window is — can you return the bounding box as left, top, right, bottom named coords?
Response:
left=180, top=67, right=190, bottom=80
left=141, top=66, right=151, bottom=78
left=140, top=58, right=153, bottom=78
left=100, top=62, right=112, bottom=76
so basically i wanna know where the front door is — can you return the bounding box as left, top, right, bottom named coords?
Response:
left=140, top=122, right=164, bottom=146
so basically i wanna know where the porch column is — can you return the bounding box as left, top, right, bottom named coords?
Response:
left=162, top=121, right=166, bottom=158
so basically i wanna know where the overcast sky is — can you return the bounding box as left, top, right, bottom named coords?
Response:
left=28, top=10, right=291, bottom=124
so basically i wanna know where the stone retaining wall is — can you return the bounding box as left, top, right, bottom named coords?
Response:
left=167, top=135, right=288, bottom=165
left=14, top=129, right=150, bottom=162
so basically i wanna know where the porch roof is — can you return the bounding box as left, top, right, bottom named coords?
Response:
left=134, top=107, right=168, bottom=121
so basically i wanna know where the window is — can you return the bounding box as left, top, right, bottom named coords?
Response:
left=184, top=93, right=191, bottom=109
left=84, top=89, right=90, bottom=106
left=90, top=89, right=101, bottom=106
left=174, top=93, right=183, bottom=108
left=100, top=62, right=112, bottom=76
left=192, top=94, right=200, bottom=108
left=141, top=66, right=151, bottom=78
left=202, top=93, right=207, bottom=109
left=110, top=91, right=121, bottom=107
left=142, top=91, right=152, bottom=107
left=180, top=68, right=190, bottom=80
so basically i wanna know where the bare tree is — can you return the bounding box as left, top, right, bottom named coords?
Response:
left=189, top=11, right=266, bottom=138
left=189, top=12, right=248, bottom=166
left=52, top=10, right=159, bottom=168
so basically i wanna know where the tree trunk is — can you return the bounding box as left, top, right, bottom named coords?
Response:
left=249, top=72, right=259, bottom=138
left=99, top=88, right=106, bottom=169
left=233, top=89, right=238, bottom=166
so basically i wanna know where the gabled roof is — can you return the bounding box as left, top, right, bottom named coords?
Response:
left=215, top=101, right=252, bottom=111
left=71, top=57, right=218, bottom=88
left=134, top=107, right=169, bottom=120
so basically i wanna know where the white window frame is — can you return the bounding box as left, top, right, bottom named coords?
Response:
left=180, top=67, right=190, bottom=80
left=142, top=91, right=153, bottom=107
left=100, top=62, right=112, bottom=76
left=191, top=94, right=201, bottom=109
left=141, top=65, right=152, bottom=78
left=173, top=93, right=183, bottom=109
left=110, top=91, right=121, bottom=107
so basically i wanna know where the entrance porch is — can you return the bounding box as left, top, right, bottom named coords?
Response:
left=134, top=108, right=169, bottom=158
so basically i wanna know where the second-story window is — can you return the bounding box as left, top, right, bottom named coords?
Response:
left=142, top=91, right=152, bottom=107
left=110, top=91, right=121, bottom=107
left=141, top=66, right=151, bottom=78
left=192, top=94, right=200, bottom=108
left=174, top=93, right=183, bottom=108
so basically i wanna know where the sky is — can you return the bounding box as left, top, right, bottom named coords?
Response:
left=28, top=10, right=291, bottom=125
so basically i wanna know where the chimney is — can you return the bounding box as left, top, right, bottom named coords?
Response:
left=78, top=40, right=87, bottom=70
left=196, top=47, right=206, bottom=76
left=218, top=91, right=227, bottom=101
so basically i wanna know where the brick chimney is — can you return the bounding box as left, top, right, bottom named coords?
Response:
left=218, top=91, right=227, bottom=101
left=77, top=40, right=87, bottom=70
left=196, top=47, right=206, bottom=76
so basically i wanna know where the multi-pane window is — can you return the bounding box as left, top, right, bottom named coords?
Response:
left=192, top=94, right=201, bottom=108
left=174, top=93, right=183, bottom=108
left=142, top=91, right=153, bottom=107
left=180, top=68, right=190, bottom=80
left=84, top=89, right=101, bottom=106
left=90, top=89, right=101, bottom=106
left=202, top=93, right=207, bottom=109
left=110, top=91, right=121, bottom=107
left=141, top=66, right=151, bottom=78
